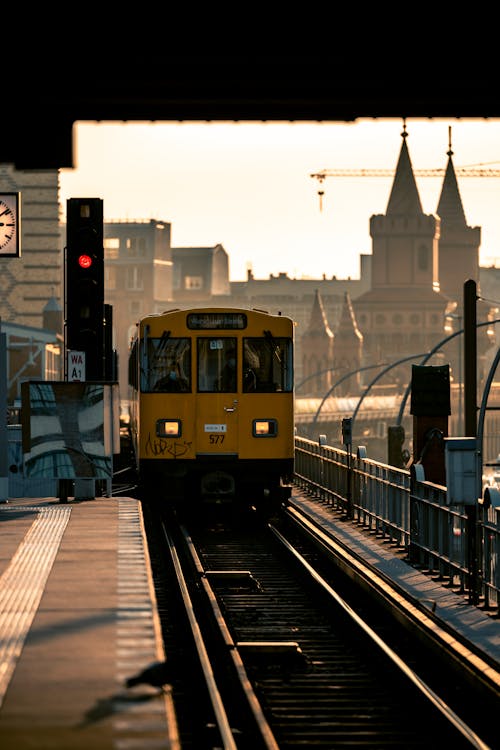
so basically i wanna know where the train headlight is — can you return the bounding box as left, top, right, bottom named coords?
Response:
left=253, top=419, right=277, bottom=437
left=156, top=419, right=182, bottom=438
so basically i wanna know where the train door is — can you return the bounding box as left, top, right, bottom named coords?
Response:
left=196, top=336, right=239, bottom=454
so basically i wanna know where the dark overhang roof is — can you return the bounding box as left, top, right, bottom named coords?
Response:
left=9, top=54, right=498, bottom=170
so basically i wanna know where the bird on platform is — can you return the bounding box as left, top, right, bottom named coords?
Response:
left=124, top=660, right=170, bottom=689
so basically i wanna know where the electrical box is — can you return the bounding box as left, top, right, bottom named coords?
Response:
left=342, top=417, right=352, bottom=446
left=411, top=364, right=451, bottom=416
left=445, top=437, right=477, bottom=505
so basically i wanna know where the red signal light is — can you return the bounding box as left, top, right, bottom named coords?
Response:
left=78, top=253, right=93, bottom=269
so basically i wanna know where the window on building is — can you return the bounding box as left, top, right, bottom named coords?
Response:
left=105, top=266, right=117, bottom=290
left=45, top=344, right=62, bottom=381
left=418, top=244, right=429, bottom=271
left=126, top=266, right=144, bottom=291
left=126, top=237, right=146, bottom=257
left=104, top=237, right=119, bottom=260
left=185, top=275, right=203, bottom=290
left=173, top=265, right=182, bottom=290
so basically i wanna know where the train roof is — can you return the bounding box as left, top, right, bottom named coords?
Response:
left=131, top=307, right=295, bottom=339
left=138, top=306, right=295, bottom=321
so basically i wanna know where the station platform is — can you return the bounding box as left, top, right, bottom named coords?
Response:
left=0, top=496, right=179, bottom=750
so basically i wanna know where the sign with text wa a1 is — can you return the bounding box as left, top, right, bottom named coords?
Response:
left=68, top=350, right=86, bottom=382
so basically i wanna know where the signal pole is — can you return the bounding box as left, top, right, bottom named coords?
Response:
left=65, top=198, right=105, bottom=381
left=62, top=198, right=105, bottom=503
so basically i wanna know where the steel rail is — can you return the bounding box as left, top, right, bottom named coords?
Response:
left=162, top=523, right=238, bottom=750
left=270, top=511, right=492, bottom=749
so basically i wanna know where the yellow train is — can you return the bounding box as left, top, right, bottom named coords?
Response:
left=128, top=307, right=295, bottom=516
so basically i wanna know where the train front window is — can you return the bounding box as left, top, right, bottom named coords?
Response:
left=243, top=337, right=293, bottom=392
left=141, top=336, right=191, bottom=392
left=197, top=337, right=237, bottom=392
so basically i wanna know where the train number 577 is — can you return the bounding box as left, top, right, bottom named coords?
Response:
left=209, top=434, right=225, bottom=444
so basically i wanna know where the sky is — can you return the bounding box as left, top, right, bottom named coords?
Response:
left=58, top=118, right=500, bottom=282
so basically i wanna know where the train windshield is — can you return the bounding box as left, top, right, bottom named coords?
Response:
left=141, top=336, right=191, bottom=392
left=196, top=335, right=293, bottom=393
left=243, top=337, right=293, bottom=392
left=138, top=331, right=293, bottom=394
left=198, top=337, right=237, bottom=392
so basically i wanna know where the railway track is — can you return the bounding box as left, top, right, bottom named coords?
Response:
left=142, top=500, right=499, bottom=749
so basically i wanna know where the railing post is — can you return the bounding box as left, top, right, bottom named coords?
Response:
left=465, top=505, right=481, bottom=605
left=342, top=418, right=353, bottom=518
left=409, top=463, right=425, bottom=563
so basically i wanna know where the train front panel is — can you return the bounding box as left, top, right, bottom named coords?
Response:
left=130, top=307, right=294, bottom=512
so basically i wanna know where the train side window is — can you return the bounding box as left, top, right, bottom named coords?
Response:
left=243, top=340, right=259, bottom=392
left=128, top=339, right=138, bottom=389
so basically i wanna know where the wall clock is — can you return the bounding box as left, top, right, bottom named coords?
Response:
left=0, top=192, right=20, bottom=257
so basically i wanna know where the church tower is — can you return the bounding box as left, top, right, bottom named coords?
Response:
left=353, top=123, right=449, bottom=388
left=436, top=128, right=481, bottom=303
left=435, top=128, right=495, bottom=406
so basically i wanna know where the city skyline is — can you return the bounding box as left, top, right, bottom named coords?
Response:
left=59, top=118, right=500, bottom=281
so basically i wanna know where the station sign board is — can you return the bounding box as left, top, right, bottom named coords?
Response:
left=68, top=350, right=86, bottom=382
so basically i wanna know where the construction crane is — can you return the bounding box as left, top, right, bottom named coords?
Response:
left=311, top=164, right=500, bottom=211
left=311, top=124, right=500, bottom=210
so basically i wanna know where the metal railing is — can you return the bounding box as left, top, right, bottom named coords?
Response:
left=293, top=435, right=499, bottom=613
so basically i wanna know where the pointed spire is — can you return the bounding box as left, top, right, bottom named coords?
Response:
left=333, top=292, right=363, bottom=396
left=436, top=126, right=467, bottom=227
left=43, top=294, right=62, bottom=313
left=386, top=120, right=424, bottom=216
left=336, top=291, right=362, bottom=340
left=306, top=288, right=334, bottom=339
left=43, top=292, right=63, bottom=334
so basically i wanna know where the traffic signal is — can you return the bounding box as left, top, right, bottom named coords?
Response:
left=66, top=198, right=104, bottom=380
